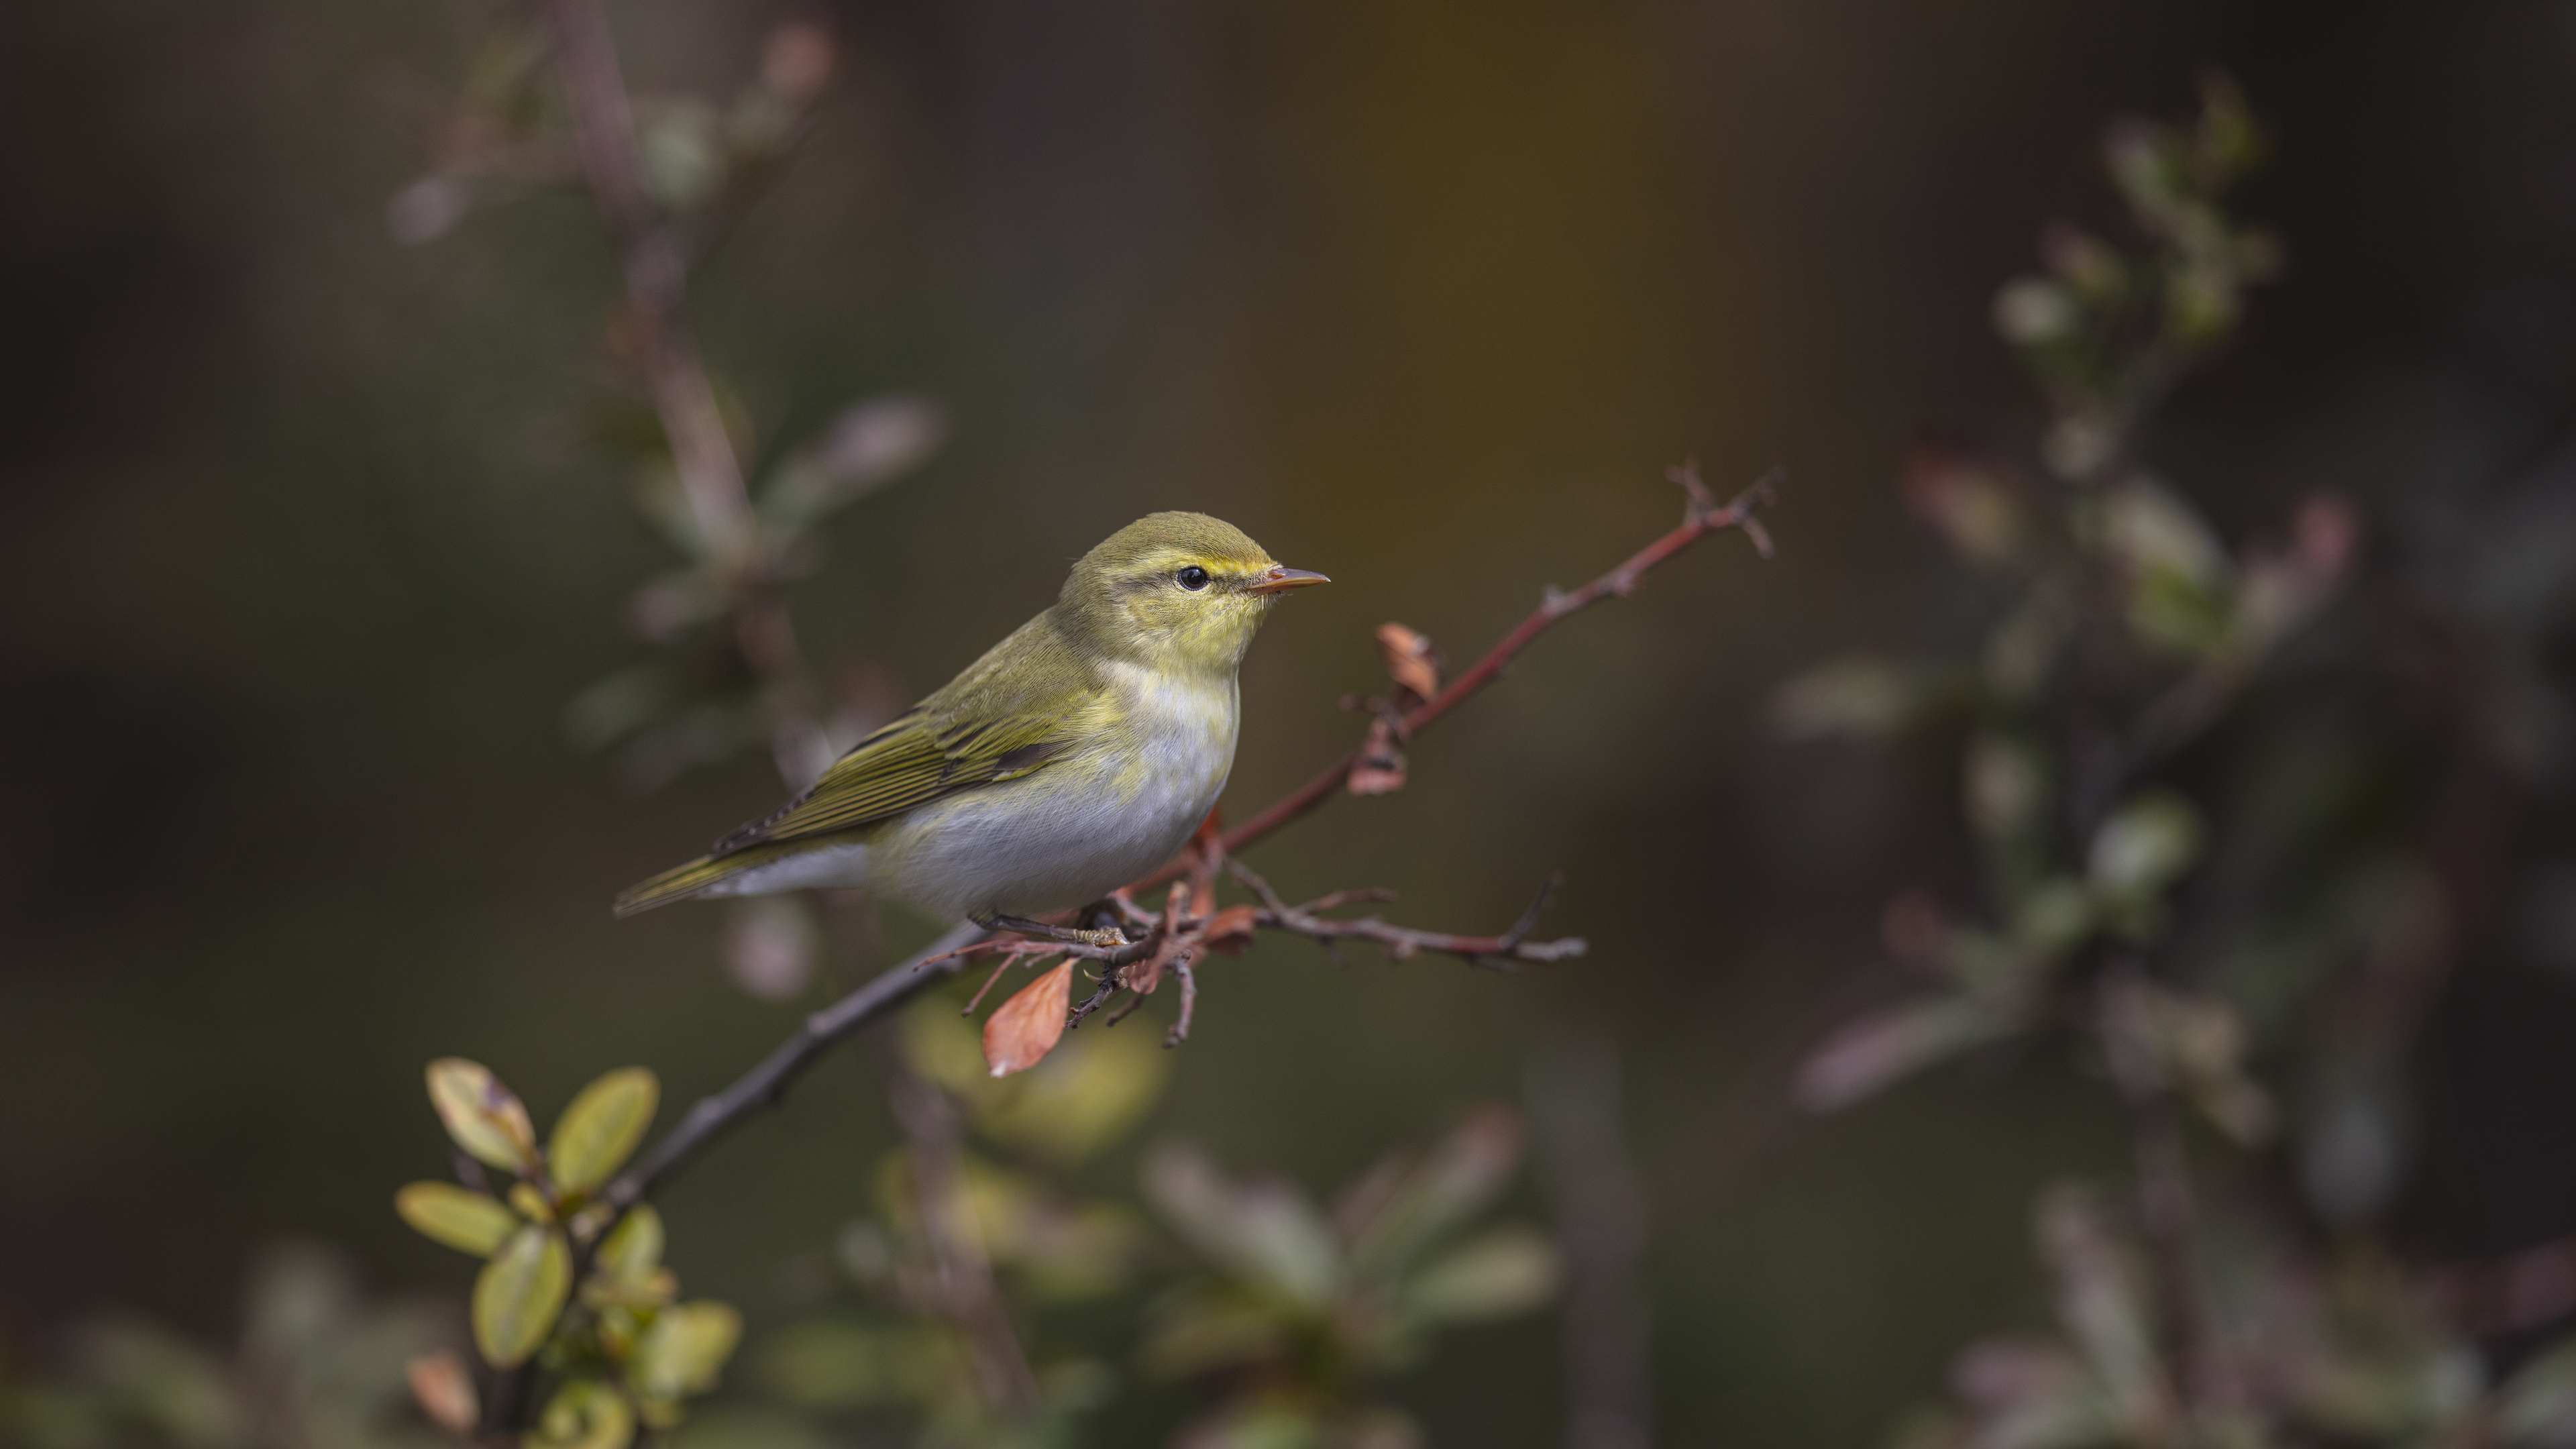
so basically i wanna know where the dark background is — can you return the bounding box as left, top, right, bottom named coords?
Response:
left=9, top=1, right=2576, bottom=1445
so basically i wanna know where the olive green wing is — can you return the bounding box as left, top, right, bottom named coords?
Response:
left=708, top=706, right=1075, bottom=854
left=612, top=704, right=1079, bottom=916
left=614, top=610, right=1099, bottom=917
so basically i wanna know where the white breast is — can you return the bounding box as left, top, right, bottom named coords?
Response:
left=867, top=664, right=1239, bottom=920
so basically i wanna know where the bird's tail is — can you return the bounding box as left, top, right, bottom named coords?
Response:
left=612, top=848, right=780, bottom=917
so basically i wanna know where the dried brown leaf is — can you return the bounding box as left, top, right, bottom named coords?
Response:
left=1201, top=904, right=1260, bottom=956
left=1375, top=623, right=1442, bottom=702
left=983, top=960, right=1075, bottom=1078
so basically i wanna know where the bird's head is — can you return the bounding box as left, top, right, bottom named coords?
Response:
left=1060, top=511, right=1328, bottom=673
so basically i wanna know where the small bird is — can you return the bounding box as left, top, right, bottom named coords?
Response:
left=615, top=513, right=1327, bottom=928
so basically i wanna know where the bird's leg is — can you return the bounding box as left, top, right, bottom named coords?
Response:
left=969, top=908, right=1128, bottom=950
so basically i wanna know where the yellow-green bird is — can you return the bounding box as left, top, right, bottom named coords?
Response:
left=615, top=513, right=1327, bottom=926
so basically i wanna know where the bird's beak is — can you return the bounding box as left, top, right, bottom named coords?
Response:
left=1245, top=566, right=1331, bottom=595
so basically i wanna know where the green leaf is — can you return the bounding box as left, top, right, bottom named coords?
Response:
left=427, top=1059, right=540, bottom=1174
left=549, top=1068, right=659, bottom=1193
left=2036, top=1185, right=2172, bottom=1438
left=749, top=1321, right=928, bottom=1410
left=1136, top=1287, right=1293, bottom=1381
left=1964, top=732, right=2051, bottom=845
left=2088, top=793, right=2205, bottom=899
left=69, top=1318, right=250, bottom=1448
left=1993, top=277, right=2080, bottom=346
left=1401, top=1226, right=1560, bottom=1326
left=1770, top=657, right=1933, bottom=743
left=1796, top=994, right=2016, bottom=1110
left=535, top=1380, right=637, bottom=1449
left=396, top=1181, right=521, bottom=1256
left=631, top=1302, right=743, bottom=1403
left=1144, top=1146, right=1340, bottom=1309
left=474, top=1226, right=572, bottom=1367
left=756, top=395, right=946, bottom=534
left=1346, top=1108, right=1523, bottom=1282
left=599, top=1205, right=666, bottom=1286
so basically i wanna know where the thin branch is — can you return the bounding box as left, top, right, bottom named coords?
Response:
left=1142, top=464, right=1781, bottom=885
left=600, top=920, right=989, bottom=1215
left=1250, top=875, right=1585, bottom=970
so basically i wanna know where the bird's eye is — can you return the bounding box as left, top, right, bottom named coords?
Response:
left=1176, top=566, right=1211, bottom=591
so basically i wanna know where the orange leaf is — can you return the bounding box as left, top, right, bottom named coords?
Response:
left=983, top=961, right=1075, bottom=1078
left=407, top=1352, right=479, bottom=1434
left=1201, top=904, right=1260, bottom=956
left=1375, top=623, right=1442, bottom=702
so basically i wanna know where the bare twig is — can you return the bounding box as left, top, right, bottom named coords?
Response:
left=1220, top=858, right=1580, bottom=968
left=1247, top=890, right=1585, bottom=969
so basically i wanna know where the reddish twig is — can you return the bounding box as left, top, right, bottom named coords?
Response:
left=1137, top=463, right=1780, bottom=888
left=962, top=953, right=1053, bottom=1015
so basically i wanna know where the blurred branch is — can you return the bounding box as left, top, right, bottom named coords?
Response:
left=1527, top=1032, right=1655, bottom=1449
left=885, top=1067, right=1042, bottom=1417
left=537, top=0, right=747, bottom=559
left=2098, top=962, right=2245, bottom=1431
left=535, top=0, right=827, bottom=781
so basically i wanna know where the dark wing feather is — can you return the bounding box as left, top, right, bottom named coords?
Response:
left=710, top=706, right=1075, bottom=855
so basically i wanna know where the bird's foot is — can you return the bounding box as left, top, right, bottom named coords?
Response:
left=971, top=909, right=1129, bottom=950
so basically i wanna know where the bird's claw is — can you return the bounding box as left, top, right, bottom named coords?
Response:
left=972, top=910, right=1128, bottom=950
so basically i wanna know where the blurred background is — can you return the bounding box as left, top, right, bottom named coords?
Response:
left=10, top=1, right=2576, bottom=1446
